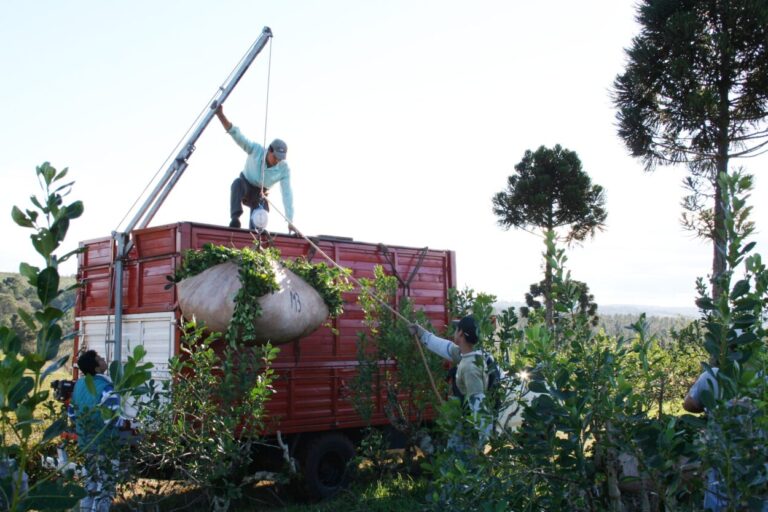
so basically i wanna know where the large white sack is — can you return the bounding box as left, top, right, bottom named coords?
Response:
left=177, top=260, right=330, bottom=345
left=495, top=381, right=542, bottom=434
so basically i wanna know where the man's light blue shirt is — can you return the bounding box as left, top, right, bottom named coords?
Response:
left=228, top=125, right=294, bottom=221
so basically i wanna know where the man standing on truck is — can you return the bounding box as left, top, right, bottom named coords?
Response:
left=409, top=315, right=491, bottom=450
left=215, top=105, right=296, bottom=232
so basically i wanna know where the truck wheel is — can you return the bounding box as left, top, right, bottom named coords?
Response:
left=302, top=433, right=355, bottom=499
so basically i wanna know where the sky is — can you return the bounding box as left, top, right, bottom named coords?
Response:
left=1, top=0, right=767, bottom=311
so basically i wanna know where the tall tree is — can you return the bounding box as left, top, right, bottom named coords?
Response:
left=613, top=0, right=768, bottom=299
left=492, top=144, right=607, bottom=326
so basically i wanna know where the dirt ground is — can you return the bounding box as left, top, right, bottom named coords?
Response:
left=114, top=478, right=296, bottom=511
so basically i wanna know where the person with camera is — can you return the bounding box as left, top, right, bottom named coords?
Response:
left=67, top=350, right=123, bottom=511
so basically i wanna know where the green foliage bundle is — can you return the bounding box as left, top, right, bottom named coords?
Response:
left=173, top=244, right=351, bottom=344
left=172, top=244, right=280, bottom=343
left=134, top=321, right=279, bottom=511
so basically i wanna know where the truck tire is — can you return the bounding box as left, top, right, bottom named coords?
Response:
left=302, top=432, right=355, bottom=499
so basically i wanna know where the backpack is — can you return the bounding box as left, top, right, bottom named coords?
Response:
left=448, top=351, right=504, bottom=411
left=483, top=351, right=504, bottom=412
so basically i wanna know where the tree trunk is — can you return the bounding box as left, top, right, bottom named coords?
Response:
left=545, top=245, right=554, bottom=329
left=711, top=153, right=727, bottom=302
left=711, top=19, right=731, bottom=303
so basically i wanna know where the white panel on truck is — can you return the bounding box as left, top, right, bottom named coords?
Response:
left=76, top=312, right=175, bottom=381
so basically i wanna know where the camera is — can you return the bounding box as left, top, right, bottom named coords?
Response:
left=51, top=379, right=76, bottom=402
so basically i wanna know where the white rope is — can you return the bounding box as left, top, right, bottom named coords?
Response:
left=260, top=38, right=273, bottom=199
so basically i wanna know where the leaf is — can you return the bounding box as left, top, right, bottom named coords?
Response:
left=0, top=326, right=21, bottom=357
left=65, top=200, right=84, bottom=220
left=23, top=479, right=86, bottom=510
left=37, top=267, right=60, bottom=305
left=16, top=309, right=36, bottom=331
left=730, top=279, right=750, bottom=299
left=42, top=355, right=70, bottom=381
left=739, top=241, right=756, bottom=256
left=39, top=162, right=56, bottom=184
left=528, top=380, right=548, bottom=394
left=31, top=231, right=56, bottom=259
left=52, top=166, right=69, bottom=182
left=11, top=205, right=34, bottom=228
left=50, top=216, right=70, bottom=244
left=53, top=181, right=75, bottom=195
left=37, top=307, right=65, bottom=328
left=41, top=325, right=63, bottom=360
left=58, top=246, right=85, bottom=265
left=30, top=195, right=44, bottom=211
left=18, top=262, right=40, bottom=286
left=41, top=417, right=68, bottom=443
left=734, top=331, right=757, bottom=345
left=8, top=377, right=35, bottom=409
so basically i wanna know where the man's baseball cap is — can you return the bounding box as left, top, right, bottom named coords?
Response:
left=269, top=138, right=288, bottom=161
left=452, top=315, right=478, bottom=344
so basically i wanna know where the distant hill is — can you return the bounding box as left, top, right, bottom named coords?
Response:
left=494, top=300, right=697, bottom=319
left=0, top=271, right=76, bottom=354
left=493, top=300, right=697, bottom=338
left=597, top=304, right=697, bottom=318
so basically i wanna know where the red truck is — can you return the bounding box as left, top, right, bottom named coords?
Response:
left=74, top=221, right=456, bottom=496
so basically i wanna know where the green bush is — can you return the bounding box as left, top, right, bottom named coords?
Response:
left=134, top=321, right=279, bottom=511
left=420, top=170, right=767, bottom=511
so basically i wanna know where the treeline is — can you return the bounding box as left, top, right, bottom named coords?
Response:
left=496, top=302, right=695, bottom=340
left=0, top=271, right=76, bottom=354
left=597, top=312, right=694, bottom=338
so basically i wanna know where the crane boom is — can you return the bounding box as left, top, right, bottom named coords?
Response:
left=111, top=27, right=273, bottom=371
left=125, top=26, right=273, bottom=233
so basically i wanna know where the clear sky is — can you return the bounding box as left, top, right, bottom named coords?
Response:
left=1, top=0, right=766, bottom=310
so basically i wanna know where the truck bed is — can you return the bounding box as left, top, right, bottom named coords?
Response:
left=75, top=222, right=456, bottom=434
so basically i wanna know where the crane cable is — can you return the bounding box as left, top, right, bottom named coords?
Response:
left=235, top=45, right=444, bottom=405
left=260, top=39, right=273, bottom=201
left=262, top=197, right=445, bottom=406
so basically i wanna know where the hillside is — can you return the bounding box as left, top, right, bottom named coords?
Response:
left=0, top=271, right=76, bottom=354
left=494, top=300, right=696, bottom=338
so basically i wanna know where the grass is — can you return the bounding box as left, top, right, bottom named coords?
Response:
left=277, top=473, right=427, bottom=512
